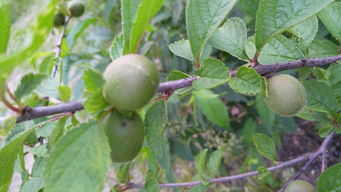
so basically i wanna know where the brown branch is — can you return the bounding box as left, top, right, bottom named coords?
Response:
left=51, top=16, right=71, bottom=78
left=278, top=131, right=335, bottom=192
left=8, top=54, right=341, bottom=123
left=115, top=131, right=336, bottom=190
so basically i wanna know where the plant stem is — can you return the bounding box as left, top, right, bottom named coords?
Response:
left=10, top=54, right=341, bottom=123
left=51, top=16, right=71, bottom=78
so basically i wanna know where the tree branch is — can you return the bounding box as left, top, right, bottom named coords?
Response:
left=10, top=54, right=341, bottom=123
left=51, top=16, right=71, bottom=78
left=277, top=131, right=335, bottom=192
left=122, top=131, right=335, bottom=190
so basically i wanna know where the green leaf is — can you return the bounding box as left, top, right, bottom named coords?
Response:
left=195, top=149, right=208, bottom=178
left=195, top=89, right=229, bottom=129
left=253, top=133, right=276, bottom=161
left=287, top=15, right=318, bottom=47
left=121, top=0, right=141, bottom=52
left=242, top=118, right=257, bottom=144
left=328, top=64, right=341, bottom=86
left=308, top=39, right=339, bottom=58
left=256, top=96, right=275, bottom=134
left=317, top=163, right=341, bottom=192
left=84, top=88, right=109, bottom=114
left=14, top=73, right=47, bottom=101
left=193, top=58, right=229, bottom=89
left=186, top=0, right=237, bottom=61
left=189, top=185, right=209, bottom=192
left=229, top=66, right=265, bottom=95
left=209, top=17, right=248, bottom=60
left=166, top=70, right=190, bottom=81
left=21, top=177, right=43, bottom=192
left=44, top=122, right=111, bottom=192
left=145, top=101, right=176, bottom=183
left=318, top=2, right=341, bottom=43
left=0, top=0, right=55, bottom=85
left=83, top=69, right=105, bottom=93
left=207, top=146, right=225, bottom=177
left=128, top=0, right=163, bottom=53
left=66, top=18, right=96, bottom=48
left=58, top=85, right=71, bottom=102
left=109, top=34, right=124, bottom=60
left=255, top=0, right=334, bottom=51
left=168, top=39, right=195, bottom=61
left=258, top=35, right=303, bottom=65
left=0, top=0, right=11, bottom=54
left=0, top=127, right=35, bottom=192
left=303, top=80, right=338, bottom=114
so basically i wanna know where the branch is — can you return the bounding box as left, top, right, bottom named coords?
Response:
left=10, top=54, right=341, bottom=123
left=121, top=131, right=335, bottom=190
left=278, top=131, right=335, bottom=192
left=51, top=16, right=71, bottom=78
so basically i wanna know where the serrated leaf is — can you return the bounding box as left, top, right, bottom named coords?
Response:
left=0, top=0, right=55, bottom=88
left=44, top=122, right=111, bottom=192
left=317, top=163, right=341, bottom=192
left=0, top=127, right=35, bottom=192
left=303, top=80, right=338, bottom=114
left=14, top=73, right=47, bottom=100
left=195, top=89, right=229, bottom=129
left=169, top=40, right=195, bottom=61
left=207, top=146, right=225, bottom=177
left=166, top=70, right=190, bottom=81
left=193, top=58, right=229, bottom=89
left=253, top=133, right=276, bottom=161
left=308, top=38, right=339, bottom=58
left=84, top=88, right=109, bottom=114
left=195, top=149, right=208, bottom=178
left=229, top=66, right=265, bottom=95
left=209, top=17, right=248, bottom=60
left=128, top=0, right=163, bottom=53
left=0, top=0, right=11, bottom=54
left=256, top=96, right=275, bottom=134
left=145, top=101, right=176, bottom=183
left=186, top=0, right=237, bottom=61
left=258, top=35, right=303, bottom=65
left=286, top=15, right=318, bottom=47
left=21, top=177, right=43, bottom=192
left=318, top=2, right=341, bottom=43
left=242, top=118, right=257, bottom=144
left=83, top=69, right=105, bottom=93
left=66, top=18, right=96, bottom=48
left=255, top=0, right=334, bottom=51
left=58, top=85, right=71, bottom=102
left=109, top=34, right=124, bottom=60
left=121, top=0, right=141, bottom=52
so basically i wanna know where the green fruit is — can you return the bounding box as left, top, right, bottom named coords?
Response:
left=53, top=12, right=65, bottom=27
left=284, top=180, right=316, bottom=192
left=264, top=74, right=306, bottom=116
left=103, top=54, right=160, bottom=111
left=99, top=111, right=144, bottom=163
left=68, top=1, right=85, bottom=17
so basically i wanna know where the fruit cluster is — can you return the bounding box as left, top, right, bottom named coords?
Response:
left=53, top=1, right=85, bottom=27
left=98, top=54, right=160, bottom=162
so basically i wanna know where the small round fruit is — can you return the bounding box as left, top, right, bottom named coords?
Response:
left=103, top=54, right=160, bottom=111
left=284, top=180, right=316, bottom=192
left=53, top=12, right=65, bottom=27
left=99, top=111, right=144, bottom=163
left=68, top=1, right=85, bottom=17
left=264, top=74, right=306, bottom=116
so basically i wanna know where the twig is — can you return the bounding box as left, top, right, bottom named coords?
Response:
left=9, top=54, right=341, bottom=123
left=114, top=131, right=336, bottom=190
left=277, top=131, right=335, bottom=192
left=321, top=150, right=327, bottom=172
left=51, top=16, right=71, bottom=78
